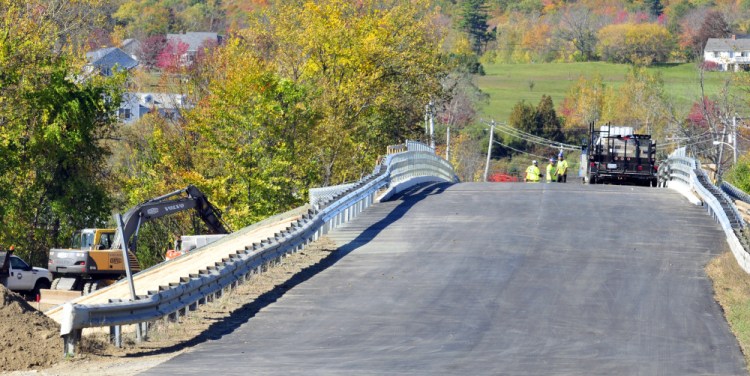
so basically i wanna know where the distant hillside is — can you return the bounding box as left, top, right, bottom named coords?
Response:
left=475, top=62, right=735, bottom=124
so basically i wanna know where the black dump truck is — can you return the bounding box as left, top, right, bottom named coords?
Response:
left=583, top=123, right=658, bottom=186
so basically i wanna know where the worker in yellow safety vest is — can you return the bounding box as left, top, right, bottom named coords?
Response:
left=546, top=158, right=557, bottom=183
left=556, top=153, right=569, bottom=183
left=525, top=160, right=541, bottom=183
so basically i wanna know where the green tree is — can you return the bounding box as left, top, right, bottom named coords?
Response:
left=185, top=40, right=320, bottom=225
left=0, top=0, right=124, bottom=264
left=508, top=100, right=536, bottom=152
left=725, top=155, right=750, bottom=193
left=459, top=0, right=496, bottom=55
left=645, top=0, right=664, bottom=17
left=535, top=95, right=564, bottom=142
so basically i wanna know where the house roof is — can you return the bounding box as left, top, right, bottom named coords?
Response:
left=166, top=32, right=220, bottom=52
left=85, top=47, right=138, bottom=72
left=120, top=39, right=141, bottom=57
left=705, top=38, right=750, bottom=52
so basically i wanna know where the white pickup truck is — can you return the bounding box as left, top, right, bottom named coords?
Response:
left=0, top=250, right=53, bottom=297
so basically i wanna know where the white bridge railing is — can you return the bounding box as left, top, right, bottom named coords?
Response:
left=59, top=140, right=458, bottom=355
left=661, top=148, right=750, bottom=273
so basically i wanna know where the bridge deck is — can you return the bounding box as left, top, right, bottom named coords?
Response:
left=145, top=182, right=745, bottom=375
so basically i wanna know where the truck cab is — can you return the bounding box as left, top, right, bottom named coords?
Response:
left=0, top=250, right=53, bottom=295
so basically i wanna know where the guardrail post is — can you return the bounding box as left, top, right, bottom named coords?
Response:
left=139, top=322, right=149, bottom=342
left=110, top=325, right=122, bottom=347
left=62, top=330, right=81, bottom=357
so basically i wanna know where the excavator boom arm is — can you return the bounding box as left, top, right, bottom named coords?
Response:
left=112, top=185, right=230, bottom=252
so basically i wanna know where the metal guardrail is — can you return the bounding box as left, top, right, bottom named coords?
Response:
left=59, top=141, right=458, bottom=355
left=662, top=148, right=743, bottom=231
left=406, top=139, right=435, bottom=153
left=722, top=181, right=750, bottom=204
left=309, top=183, right=357, bottom=209
left=661, top=148, right=750, bottom=274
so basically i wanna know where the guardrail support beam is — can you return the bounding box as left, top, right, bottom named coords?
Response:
left=63, top=329, right=81, bottom=357
left=110, top=325, right=122, bottom=347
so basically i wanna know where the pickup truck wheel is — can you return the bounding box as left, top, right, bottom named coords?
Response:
left=51, top=278, right=61, bottom=290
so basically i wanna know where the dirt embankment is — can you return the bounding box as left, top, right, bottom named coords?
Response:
left=0, top=285, right=62, bottom=372
left=6, top=236, right=339, bottom=375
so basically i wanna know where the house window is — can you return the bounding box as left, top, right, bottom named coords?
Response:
left=119, top=108, right=131, bottom=120
left=713, top=52, right=719, bottom=58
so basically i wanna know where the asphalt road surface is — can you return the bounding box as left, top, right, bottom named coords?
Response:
left=143, top=182, right=746, bottom=375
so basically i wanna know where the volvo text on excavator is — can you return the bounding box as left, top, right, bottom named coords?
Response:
left=48, top=185, right=231, bottom=294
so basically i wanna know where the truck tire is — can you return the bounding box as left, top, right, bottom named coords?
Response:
left=83, top=281, right=102, bottom=295
left=83, top=282, right=92, bottom=295
left=51, top=277, right=60, bottom=290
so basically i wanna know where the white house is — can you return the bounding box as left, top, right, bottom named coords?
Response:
left=704, top=36, right=750, bottom=71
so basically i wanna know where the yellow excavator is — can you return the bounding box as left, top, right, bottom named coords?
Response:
left=48, top=185, right=231, bottom=294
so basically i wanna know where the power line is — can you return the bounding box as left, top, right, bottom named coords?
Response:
left=496, top=122, right=581, bottom=149
left=493, top=123, right=581, bottom=151
left=492, top=139, right=549, bottom=159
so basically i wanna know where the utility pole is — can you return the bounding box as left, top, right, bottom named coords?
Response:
left=716, top=128, right=726, bottom=182
left=446, top=126, right=451, bottom=161
left=483, top=121, right=495, bottom=182
left=733, top=115, right=738, bottom=164
left=428, top=101, right=435, bottom=150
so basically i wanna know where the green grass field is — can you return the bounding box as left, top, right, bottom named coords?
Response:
left=475, top=62, right=735, bottom=123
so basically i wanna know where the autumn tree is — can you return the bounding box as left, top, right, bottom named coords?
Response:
left=113, top=2, right=172, bottom=41
left=43, top=0, right=113, bottom=52
left=692, top=11, right=731, bottom=58
left=597, top=23, right=673, bottom=65
left=139, top=35, right=167, bottom=70
left=560, top=74, right=609, bottom=131
left=244, top=0, right=447, bottom=185
left=556, top=4, right=601, bottom=61
left=185, top=40, right=321, bottom=225
left=602, top=67, right=668, bottom=137
left=669, top=0, right=698, bottom=59
left=449, top=132, right=486, bottom=182
left=0, top=0, right=124, bottom=264
left=157, top=40, right=190, bottom=72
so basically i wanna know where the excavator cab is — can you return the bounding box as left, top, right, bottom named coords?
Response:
left=70, top=229, right=115, bottom=251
